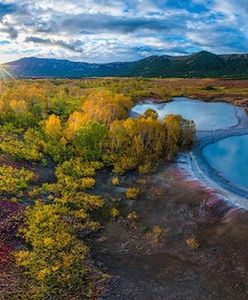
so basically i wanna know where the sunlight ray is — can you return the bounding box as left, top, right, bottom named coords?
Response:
left=0, top=66, right=18, bottom=82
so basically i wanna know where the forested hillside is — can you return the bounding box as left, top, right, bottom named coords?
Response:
left=4, top=51, right=248, bottom=78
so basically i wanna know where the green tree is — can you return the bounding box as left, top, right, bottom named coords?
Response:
left=143, top=108, right=159, bottom=120
left=73, top=121, right=107, bottom=160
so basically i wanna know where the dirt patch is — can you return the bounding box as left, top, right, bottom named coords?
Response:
left=91, top=163, right=248, bottom=299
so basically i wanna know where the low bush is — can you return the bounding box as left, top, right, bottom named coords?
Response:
left=0, top=165, right=34, bottom=195
left=110, top=208, right=120, bottom=218
left=111, top=176, right=120, bottom=186
left=126, top=187, right=140, bottom=199
left=186, top=238, right=200, bottom=250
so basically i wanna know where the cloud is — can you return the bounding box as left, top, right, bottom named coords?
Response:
left=0, top=0, right=248, bottom=63
left=0, top=2, right=17, bottom=19
left=25, top=36, right=84, bottom=53
left=56, top=13, right=187, bottom=35
left=0, top=22, right=18, bottom=39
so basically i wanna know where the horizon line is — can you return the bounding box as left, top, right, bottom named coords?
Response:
left=2, top=50, right=248, bottom=65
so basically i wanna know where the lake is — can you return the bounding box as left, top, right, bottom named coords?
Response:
left=203, top=135, right=248, bottom=192
left=132, top=97, right=248, bottom=200
left=131, top=97, right=238, bottom=131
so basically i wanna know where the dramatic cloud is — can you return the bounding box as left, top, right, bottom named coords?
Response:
left=0, top=0, right=247, bottom=63
left=25, top=36, right=84, bottom=53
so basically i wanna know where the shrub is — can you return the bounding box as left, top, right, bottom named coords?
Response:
left=110, top=208, right=120, bottom=218
left=111, top=176, right=119, bottom=186
left=56, top=159, right=102, bottom=180
left=0, top=165, right=34, bottom=195
left=41, top=158, right=47, bottom=167
left=127, top=211, right=138, bottom=228
left=81, top=177, right=96, bottom=189
left=127, top=211, right=138, bottom=222
left=186, top=238, right=200, bottom=250
left=145, top=225, right=166, bottom=245
left=15, top=201, right=89, bottom=298
left=138, top=163, right=153, bottom=174
left=126, top=187, right=140, bottom=199
left=137, top=178, right=146, bottom=185
left=0, top=131, right=43, bottom=161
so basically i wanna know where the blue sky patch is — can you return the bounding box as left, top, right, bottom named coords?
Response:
left=0, top=0, right=247, bottom=63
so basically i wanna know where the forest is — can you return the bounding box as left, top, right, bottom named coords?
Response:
left=0, top=77, right=197, bottom=299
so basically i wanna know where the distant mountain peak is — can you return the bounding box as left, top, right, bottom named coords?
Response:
left=194, top=50, right=216, bottom=55
left=3, top=51, right=248, bottom=79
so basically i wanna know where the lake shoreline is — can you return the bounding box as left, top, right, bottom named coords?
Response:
left=178, top=105, right=248, bottom=209
left=141, top=94, right=248, bottom=107
left=132, top=97, right=248, bottom=209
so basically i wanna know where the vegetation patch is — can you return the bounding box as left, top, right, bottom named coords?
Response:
left=126, top=187, right=140, bottom=199
left=0, top=78, right=198, bottom=298
left=0, top=165, right=34, bottom=195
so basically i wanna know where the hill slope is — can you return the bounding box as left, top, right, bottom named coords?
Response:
left=3, top=51, right=248, bottom=78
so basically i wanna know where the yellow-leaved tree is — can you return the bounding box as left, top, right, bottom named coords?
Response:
left=15, top=201, right=89, bottom=298
left=44, top=114, right=62, bottom=140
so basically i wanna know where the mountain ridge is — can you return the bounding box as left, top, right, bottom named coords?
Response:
left=3, top=51, right=248, bottom=78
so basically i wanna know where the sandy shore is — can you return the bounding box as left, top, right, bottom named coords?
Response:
left=177, top=106, right=248, bottom=209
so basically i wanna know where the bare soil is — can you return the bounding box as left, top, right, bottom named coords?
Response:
left=91, top=162, right=248, bottom=300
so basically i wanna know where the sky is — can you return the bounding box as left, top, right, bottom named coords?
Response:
left=0, top=0, right=248, bottom=63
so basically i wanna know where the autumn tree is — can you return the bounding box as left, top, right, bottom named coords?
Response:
left=73, top=121, right=107, bottom=160
left=64, top=111, right=85, bottom=140
left=44, top=114, right=62, bottom=140
left=105, top=115, right=166, bottom=173
left=143, top=108, right=159, bottom=120
left=10, top=100, right=28, bottom=114
left=15, top=201, right=89, bottom=298
left=81, top=89, right=133, bottom=126
left=0, top=78, right=196, bottom=299
left=163, top=114, right=182, bottom=160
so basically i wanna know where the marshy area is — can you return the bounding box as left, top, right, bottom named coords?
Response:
left=0, top=78, right=248, bottom=299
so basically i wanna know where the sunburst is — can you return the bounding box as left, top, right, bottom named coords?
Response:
left=0, top=65, right=18, bottom=94
left=0, top=65, right=17, bottom=81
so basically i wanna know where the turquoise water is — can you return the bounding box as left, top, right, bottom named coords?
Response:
left=203, top=135, right=248, bottom=191
left=131, top=97, right=238, bottom=130
left=132, top=97, right=248, bottom=197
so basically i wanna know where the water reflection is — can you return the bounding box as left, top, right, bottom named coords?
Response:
left=203, top=135, right=248, bottom=191
left=131, top=97, right=238, bottom=130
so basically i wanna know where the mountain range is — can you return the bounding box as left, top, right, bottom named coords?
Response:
left=3, top=51, right=248, bottom=78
